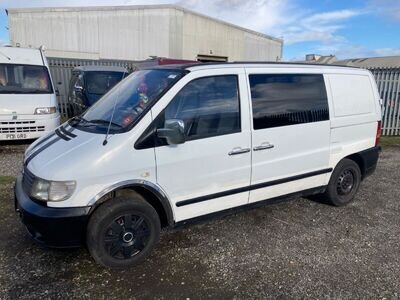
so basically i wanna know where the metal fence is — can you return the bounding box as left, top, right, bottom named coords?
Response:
left=370, top=68, right=400, bottom=136
left=47, top=57, right=141, bottom=118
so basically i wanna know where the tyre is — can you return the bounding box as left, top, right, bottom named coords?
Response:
left=86, top=194, right=161, bottom=269
left=323, top=158, right=362, bottom=206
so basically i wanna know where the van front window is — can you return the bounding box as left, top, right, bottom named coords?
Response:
left=75, top=69, right=186, bottom=133
left=0, top=64, right=52, bottom=94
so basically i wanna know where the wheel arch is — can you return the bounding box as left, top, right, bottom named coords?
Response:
left=88, top=180, right=174, bottom=227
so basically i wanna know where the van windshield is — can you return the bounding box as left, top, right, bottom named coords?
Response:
left=0, top=64, right=52, bottom=94
left=75, top=69, right=186, bottom=132
left=85, top=71, right=125, bottom=95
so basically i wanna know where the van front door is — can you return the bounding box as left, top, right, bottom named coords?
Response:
left=153, top=70, right=252, bottom=222
left=247, top=72, right=331, bottom=203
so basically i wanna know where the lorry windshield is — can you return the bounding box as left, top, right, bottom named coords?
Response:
left=0, top=64, right=52, bottom=94
left=77, top=69, right=185, bottom=132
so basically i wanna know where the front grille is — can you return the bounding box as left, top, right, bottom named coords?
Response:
left=0, top=121, right=35, bottom=125
left=0, top=126, right=45, bottom=133
left=22, top=166, right=36, bottom=195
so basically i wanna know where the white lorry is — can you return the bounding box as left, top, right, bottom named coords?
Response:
left=0, top=46, right=60, bottom=141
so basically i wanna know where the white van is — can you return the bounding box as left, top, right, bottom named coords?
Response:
left=14, top=63, right=381, bottom=268
left=0, top=46, right=60, bottom=141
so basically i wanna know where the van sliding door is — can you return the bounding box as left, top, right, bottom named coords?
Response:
left=247, top=72, right=331, bottom=203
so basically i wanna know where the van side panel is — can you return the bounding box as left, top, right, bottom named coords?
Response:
left=326, top=71, right=380, bottom=171
left=329, top=74, right=376, bottom=117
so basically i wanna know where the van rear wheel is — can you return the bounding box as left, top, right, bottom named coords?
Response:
left=86, top=195, right=160, bottom=269
left=323, top=159, right=361, bottom=206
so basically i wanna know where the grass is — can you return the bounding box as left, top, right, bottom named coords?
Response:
left=61, top=115, right=70, bottom=124
left=380, top=136, right=400, bottom=148
left=0, top=176, right=15, bottom=185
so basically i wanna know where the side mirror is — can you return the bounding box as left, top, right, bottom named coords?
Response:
left=74, top=84, right=84, bottom=93
left=156, top=119, right=185, bottom=145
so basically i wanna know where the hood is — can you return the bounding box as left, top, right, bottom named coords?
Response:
left=24, top=122, right=135, bottom=181
left=0, top=94, right=53, bottom=115
left=25, top=124, right=99, bottom=179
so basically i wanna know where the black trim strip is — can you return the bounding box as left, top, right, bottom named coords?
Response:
left=25, top=136, right=61, bottom=166
left=60, top=126, right=77, bottom=138
left=176, top=168, right=333, bottom=207
left=55, top=129, right=71, bottom=141
left=174, top=186, right=327, bottom=228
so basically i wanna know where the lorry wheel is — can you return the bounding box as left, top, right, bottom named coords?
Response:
left=323, top=159, right=362, bottom=206
left=87, top=195, right=161, bottom=269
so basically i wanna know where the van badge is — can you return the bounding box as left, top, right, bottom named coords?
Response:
left=12, top=112, right=17, bottom=120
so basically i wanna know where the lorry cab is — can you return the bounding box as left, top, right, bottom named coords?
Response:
left=68, top=65, right=128, bottom=116
left=0, top=46, right=60, bottom=141
left=15, top=63, right=382, bottom=268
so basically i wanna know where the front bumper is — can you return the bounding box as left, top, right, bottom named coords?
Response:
left=14, top=175, right=90, bottom=247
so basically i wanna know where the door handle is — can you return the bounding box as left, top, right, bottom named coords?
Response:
left=253, top=143, right=274, bottom=151
left=228, top=147, right=251, bottom=156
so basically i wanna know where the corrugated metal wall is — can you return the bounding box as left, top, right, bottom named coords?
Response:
left=47, top=57, right=141, bottom=118
left=370, top=68, right=400, bottom=135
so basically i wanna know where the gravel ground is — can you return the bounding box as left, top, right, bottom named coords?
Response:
left=0, top=141, right=28, bottom=177
left=0, top=143, right=399, bottom=299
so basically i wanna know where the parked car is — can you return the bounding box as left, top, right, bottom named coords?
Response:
left=68, top=65, right=128, bottom=116
left=15, top=62, right=382, bottom=268
left=0, top=46, right=60, bottom=141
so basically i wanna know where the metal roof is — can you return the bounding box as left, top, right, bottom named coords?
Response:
left=334, top=56, right=400, bottom=69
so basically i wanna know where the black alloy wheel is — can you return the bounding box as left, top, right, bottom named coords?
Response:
left=104, top=214, right=151, bottom=260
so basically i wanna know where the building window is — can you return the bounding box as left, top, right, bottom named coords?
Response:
left=249, top=74, right=329, bottom=130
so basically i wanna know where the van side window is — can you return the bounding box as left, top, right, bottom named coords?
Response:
left=161, top=75, right=241, bottom=140
left=249, top=74, right=329, bottom=130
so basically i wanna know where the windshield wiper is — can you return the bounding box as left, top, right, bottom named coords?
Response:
left=87, top=119, right=123, bottom=129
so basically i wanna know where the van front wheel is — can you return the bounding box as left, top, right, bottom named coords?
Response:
left=324, top=159, right=362, bottom=206
left=87, top=195, right=161, bottom=269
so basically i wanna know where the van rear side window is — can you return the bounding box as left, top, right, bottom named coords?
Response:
left=249, top=74, right=329, bottom=130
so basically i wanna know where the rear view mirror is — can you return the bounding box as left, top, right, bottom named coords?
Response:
left=156, top=119, right=185, bottom=145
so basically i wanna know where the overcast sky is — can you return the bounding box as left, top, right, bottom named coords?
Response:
left=0, top=0, right=399, bottom=60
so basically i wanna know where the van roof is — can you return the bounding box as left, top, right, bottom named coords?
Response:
left=73, top=65, right=128, bottom=72
left=150, top=61, right=362, bottom=72
left=0, top=46, right=45, bottom=66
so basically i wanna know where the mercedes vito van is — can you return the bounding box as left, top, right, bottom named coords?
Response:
left=14, top=63, right=381, bottom=268
left=0, top=46, right=60, bottom=141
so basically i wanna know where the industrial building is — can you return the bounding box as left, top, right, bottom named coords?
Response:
left=7, top=4, right=283, bottom=62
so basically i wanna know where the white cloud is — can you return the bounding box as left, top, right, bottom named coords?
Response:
left=368, top=0, right=400, bottom=22
left=374, top=48, right=400, bottom=56
left=282, top=9, right=364, bottom=45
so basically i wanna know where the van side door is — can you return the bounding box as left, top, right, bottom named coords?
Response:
left=152, top=68, right=252, bottom=222
left=247, top=71, right=332, bottom=203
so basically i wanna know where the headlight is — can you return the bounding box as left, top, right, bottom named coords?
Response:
left=30, top=178, right=76, bottom=202
left=34, top=107, right=57, bottom=115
